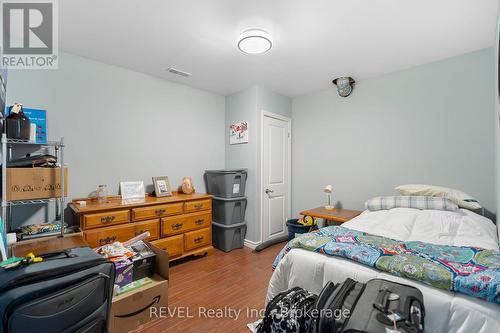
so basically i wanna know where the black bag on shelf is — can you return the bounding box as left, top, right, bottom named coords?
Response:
left=6, top=154, right=57, bottom=168
left=0, top=247, right=115, bottom=333
left=5, top=104, right=31, bottom=140
left=312, top=278, right=425, bottom=333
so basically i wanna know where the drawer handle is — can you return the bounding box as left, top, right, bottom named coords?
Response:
left=195, top=219, right=204, bottom=225
left=194, top=236, right=204, bottom=243
left=135, top=229, right=148, bottom=236
left=194, top=203, right=203, bottom=209
left=99, top=236, right=117, bottom=245
left=155, top=208, right=166, bottom=216
left=171, top=223, right=183, bottom=230
left=100, top=216, right=115, bottom=223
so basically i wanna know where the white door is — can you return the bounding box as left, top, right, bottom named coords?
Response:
left=262, top=113, right=291, bottom=242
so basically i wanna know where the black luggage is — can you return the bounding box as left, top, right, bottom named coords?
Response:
left=260, top=278, right=425, bottom=333
left=313, top=278, right=425, bottom=333
left=0, top=246, right=115, bottom=333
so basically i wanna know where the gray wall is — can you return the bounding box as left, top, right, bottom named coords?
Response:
left=225, top=87, right=259, bottom=242
left=225, top=86, right=291, bottom=244
left=6, top=52, right=225, bottom=228
left=292, top=48, right=497, bottom=217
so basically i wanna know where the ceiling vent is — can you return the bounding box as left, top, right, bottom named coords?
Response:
left=167, top=67, right=192, bottom=77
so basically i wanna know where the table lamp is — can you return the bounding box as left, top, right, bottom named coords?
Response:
left=324, top=185, right=334, bottom=210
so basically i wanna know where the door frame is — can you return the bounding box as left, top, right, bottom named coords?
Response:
left=259, top=110, right=292, bottom=243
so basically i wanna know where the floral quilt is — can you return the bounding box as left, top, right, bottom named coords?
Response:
left=273, top=226, right=500, bottom=304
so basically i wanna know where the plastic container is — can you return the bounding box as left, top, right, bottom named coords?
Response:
left=204, top=169, right=247, bottom=198
left=212, top=221, right=247, bottom=252
left=212, top=196, right=247, bottom=224
left=286, top=219, right=312, bottom=241
left=96, top=184, right=108, bottom=204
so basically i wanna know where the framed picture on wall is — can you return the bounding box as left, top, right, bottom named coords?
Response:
left=153, top=176, right=172, bottom=197
left=229, top=121, right=249, bottom=144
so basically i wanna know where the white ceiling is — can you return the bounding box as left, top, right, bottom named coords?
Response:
left=60, top=0, right=499, bottom=97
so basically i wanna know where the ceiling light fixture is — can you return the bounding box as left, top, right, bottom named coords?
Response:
left=237, top=29, right=272, bottom=55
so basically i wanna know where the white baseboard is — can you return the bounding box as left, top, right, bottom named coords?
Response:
left=243, top=239, right=260, bottom=250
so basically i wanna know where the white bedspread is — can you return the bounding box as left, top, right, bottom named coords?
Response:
left=267, top=208, right=500, bottom=333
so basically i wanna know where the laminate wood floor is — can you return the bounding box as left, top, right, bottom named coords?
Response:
left=138, top=242, right=285, bottom=333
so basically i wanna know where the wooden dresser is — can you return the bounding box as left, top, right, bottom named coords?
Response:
left=69, top=192, right=213, bottom=261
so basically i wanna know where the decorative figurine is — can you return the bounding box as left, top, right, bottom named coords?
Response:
left=179, top=177, right=195, bottom=194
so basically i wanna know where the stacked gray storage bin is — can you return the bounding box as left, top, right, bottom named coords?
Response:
left=205, top=169, right=248, bottom=252
left=212, top=196, right=247, bottom=224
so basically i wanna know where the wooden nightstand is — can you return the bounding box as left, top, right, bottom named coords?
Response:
left=299, top=207, right=362, bottom=226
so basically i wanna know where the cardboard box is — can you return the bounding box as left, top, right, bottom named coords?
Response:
left=6, top=167, right=68, bottom=201
left=109, top=241, right=169, bottom=333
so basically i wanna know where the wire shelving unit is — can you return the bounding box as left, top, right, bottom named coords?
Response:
left=1, top=133, right=66, bottom=238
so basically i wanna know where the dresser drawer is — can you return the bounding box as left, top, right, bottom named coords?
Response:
left=184, top=199, right=211, bottom=213
left=184, top=228, right=211, bottom=251
left=151, top=235, right=183, bottom=259
left=188, top=212, right=211, bottom=230
left=161, top=212, right=211, bottom=237
left=132, top=203, right=184, bottom=221
left=83, top=219, right=159, bottom=248
left=161, top=215, right=190, bottom=237
left=81, top=209, right=130, bottom=230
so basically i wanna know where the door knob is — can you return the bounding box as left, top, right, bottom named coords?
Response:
left=265, top=189, right=274, bottom=194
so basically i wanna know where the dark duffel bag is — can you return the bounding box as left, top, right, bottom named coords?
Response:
left=0, top=247, right=115, bottom=333
left=258, top=287, right=318, bottom=333
left=313, top=278, right=425, bottom=333
left=6, top=154, right=57, bottom=168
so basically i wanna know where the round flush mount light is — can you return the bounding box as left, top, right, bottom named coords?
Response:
left=237, top=29, right=272, bottom=54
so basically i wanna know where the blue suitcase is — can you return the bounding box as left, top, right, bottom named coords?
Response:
left=0, top=246, right=115, bottom=333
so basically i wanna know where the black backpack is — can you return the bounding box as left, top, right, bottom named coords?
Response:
left=312, top=278, right=425, bottom=333
left=258, top=287, right=318, bottom=333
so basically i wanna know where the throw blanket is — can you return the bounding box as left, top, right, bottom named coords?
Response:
left=273, top=226, right=500, bottom=304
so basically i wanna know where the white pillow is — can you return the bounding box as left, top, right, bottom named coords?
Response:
left=394, top=184, right=482, bottom=210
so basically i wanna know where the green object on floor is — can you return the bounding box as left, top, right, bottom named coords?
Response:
left=0, top=256, right=23, bottom=268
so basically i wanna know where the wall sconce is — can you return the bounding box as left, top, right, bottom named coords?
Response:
left=332, top=77, right=355, bottom=97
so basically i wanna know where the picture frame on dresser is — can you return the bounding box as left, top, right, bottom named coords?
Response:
left=120, top=181, right=145, bottom=204
left=152, top=176, right=172, bottom=197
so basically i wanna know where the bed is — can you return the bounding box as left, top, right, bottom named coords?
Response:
left=267, top=208, right=500, bottom=333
